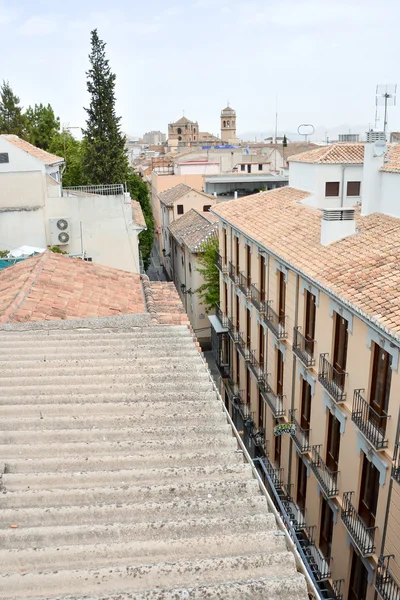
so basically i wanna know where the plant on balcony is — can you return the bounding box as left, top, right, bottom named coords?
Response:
left=196, top=236, right=220, bottom=311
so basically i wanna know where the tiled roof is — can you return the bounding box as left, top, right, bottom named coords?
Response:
left=212, top=186, right=400, bottom=337
left=380, top=144, right=400, bottom=173
left=0, top=251, right=146, bottom=323
left=158, top=183, right=193, bottom=206
left=288, top=143, right=364, bottom=164
left=131, top=200, right=147, bottom=229
left=173, top=116, right=195, bottom=125
left=1, top=135, right=64, bottom=165
left=169, top=208, right=218, bottom=252
left=147, top=281, right=190, bottom=325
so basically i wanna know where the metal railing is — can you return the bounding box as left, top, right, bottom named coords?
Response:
left=215, top=304, right=229, bottom=329
left=250, top=283, right=266, bottom=313
left=239, top=271, right=251, bottom=297
left=376, top=555, right=400, bottom=600
left=281, top=495, right=307, bottom=531
left=293, top=327, right=315, bottom=367
left=215, top=252, right=228, bottom=273
left=229, top=261, right=239, bottom=284
left=264, top=302, right=287, bottom=339
left=393, top=443, right=400, bottom=484
left=236, top=332, right=251, bottom=361
left=227, top=316, right=240, bottom=342
left=318, top=354, right=346, bottom=403
left=295, top=525, right=332, bottom=583
left=260, top=383, right=286, bottom=418
left=289, top=409, right=311, bottom=453
left=311, top=445, right=339, bottom=498
left=63, top=183, right=125, bottom=196
left=341, top=491, right=376, bottom=557
left=352, top=389, right=389, bottom=451
left=249, top=349, right=266, bottom=384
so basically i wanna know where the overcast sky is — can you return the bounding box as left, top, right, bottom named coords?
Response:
left=1, top=0, right=400, bottom=138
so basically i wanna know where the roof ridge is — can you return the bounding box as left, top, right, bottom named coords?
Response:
left=140, top=274, right=160, bottom=323
left=0, top=251, right=50, bottom=324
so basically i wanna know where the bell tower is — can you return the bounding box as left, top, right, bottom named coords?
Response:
left=220, top=104, right=236, bottom=144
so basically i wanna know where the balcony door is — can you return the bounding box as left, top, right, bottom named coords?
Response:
left=258, top=324, right=265, bottom=366
left=259, top=254, right=266, bottom=303
left=223, top=229, right=227, bottom=261
left=358, top=454, right=379, bottom=528
left=236, top=349, right=241, bottom=387
left=305, top=291, right=316, bottom=356
left=319, top=497, right=334, bottom=559
left=370, top=344, right=391, bottom=431
left=276, top=349, right=284, bottom=396
left=246, top=369, right=251, bottom=404
left=348, top=549, right=368, bottom=600
left=234, top=235, right=240, bottom=275
left=246, top=308, right=251, bottom=348
left=235, top=294, right=240, bottom=330
left=274, top=418, right=281, bottom=467
left=224, top=282, right=228, bottom=315
left=278, top=271, right=286, bottom=326
left=296, top=457, right=307, bottom=512
left=333, top=313, right=348, bottom=387
left=246, top=244, right=251, bottom=286
left=301, top=379, right=312, bottom=432
left=326, top=412, right=341, bottom=473
left=258, top=389, right=264, bottom=429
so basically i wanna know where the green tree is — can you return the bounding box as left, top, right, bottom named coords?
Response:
left=82, top=29, right=128, bottom=184
left=126, top=170, right=154, bottom=270
left=0, top=80, right=27, bottom=137
left=282, top=134, right=288, bottom=147
left=48, top=131, right=84, bottom=187
left=26, top=103, right=60, bottom=150
left=195, top=236, right=220, bottom=312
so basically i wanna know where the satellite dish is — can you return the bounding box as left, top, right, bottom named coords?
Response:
left=373, top=140, right=387, bottom=157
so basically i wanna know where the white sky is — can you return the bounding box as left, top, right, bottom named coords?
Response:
left=1, top=0, right=400, bottom=137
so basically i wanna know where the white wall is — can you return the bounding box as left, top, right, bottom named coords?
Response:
left=0, top=137, right=46, bottom=174
left=174, top=163, right=220, bottom=175
left=0, top=208, right=47, bottom=250
left=380, top=172, right=400, bottom=217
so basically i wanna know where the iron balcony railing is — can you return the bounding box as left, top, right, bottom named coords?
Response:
left=310, top=445, right=339, bottom=498
left=281, top=494, right=307, bottom=531
left=250, top=283, right=266, bottom=313
left=264, top=302, right=287, bottom=339
left=318, top=354, right=347, bottom=403
left=250, top=425, right=266, bottom=448
left=352, top=389, right=389, bottom=451
left=216, top=252, right=223, bottom=271
left=249, top=349, right=266, bottom=385
left=236, top=332, right=251, bottom=361
left=227, top=316, right=240, bottom=343
left=259, top=455, right=284, bottom=494
left=63, top=183, right=124, bottom=196
left=296, top=526, right=332, bottom=582
left=376, top=555, right=400, bottom=600
left=215, top=304, right=229, bottom=329
left=239, top=271, right=251, bottom=297
left=260, top=382, right=286, bottom=418
left=229, top=261, right=239, bottom=284
left=289, top=409, right=311, bottom=453
left=393, top=443, right=400, bottom=484
left=293, top=327, right=315, bottom=367
left=341, top=491, right=376, bottom=557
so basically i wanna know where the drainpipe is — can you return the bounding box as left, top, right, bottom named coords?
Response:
left=288, top=273, right=300, bottom=490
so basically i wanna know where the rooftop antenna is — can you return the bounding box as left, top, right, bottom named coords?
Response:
left=297, top=124, right=315, bottom=143
left=376, top=84, right=397, bottom=133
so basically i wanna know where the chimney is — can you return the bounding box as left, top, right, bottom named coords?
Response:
left=320, top=208, right=356, bottom=246
left=361, top=142, right=384, bottom=216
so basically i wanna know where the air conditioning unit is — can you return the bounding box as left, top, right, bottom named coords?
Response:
left=49, top=218, right=71, bottom=245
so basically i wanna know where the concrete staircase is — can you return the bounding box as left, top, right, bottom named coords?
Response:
left=0, top=323, right=308, bottom=600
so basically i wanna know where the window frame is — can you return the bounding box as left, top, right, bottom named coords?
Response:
left=177, top=204, right=184, bottom=215
left=325, top=182, right=340, bottom=197
left=347, top=181, right=361, bottom=197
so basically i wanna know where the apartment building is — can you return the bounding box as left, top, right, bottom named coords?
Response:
left=210, top=142, right=400, bottom=600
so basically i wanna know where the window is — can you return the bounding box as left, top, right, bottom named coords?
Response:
left=246, top=307, right=251, bottom=348
left=177, top=205, right=184, bottom=215
left=234, top=235, right=240, bottom=273
left=325, top=182, right=340, bottom=197
left=274, top=418, right=281, bottom=466
left=236, top=348, right=241, bottom=385
left=181, top=255, right=184, bottom=265
left=359, top=453, right=379, bottom=528
left=246, top=369, right=251, bottom=404
left=84, top=257, right=93, bottom=262
left=333, top=313, right=348, bottom=389
left=223, top=229, right=227, bottom=260
left=227, top=120, right=230, bottom=127
left=223, top=120, right=226, bottom=127
left=189, top=262, right=192, bottom=273
left=301, top=378, right=312, bottom=431
left=241, top=164, right=245, bottom=171
left=245, top=244, right=251, bottom=285
left=297, top=457, right=307, bottom=511
left=276, top=349, right=284, bottom=396
left=258, top=164, right=263, bottom=171
left=0, top=152, right=9, bottom=163
left=224, top=282, right=228, bottom=314
left=193, top=136, right=196, bottom=141
left=177, top=127, right=182, bottom=134
left=259, top=254, right=266, bottom=303
left=203, top=205, right=211, bottom=212
left=258, top=389, right=264, bottom=428
left=370, top=343, right=392, bottom=431
left=349, top=549, right=368, bottom=600
left=319, top=497, right=334, bottom=558
left=258, top=324, right=265, bottom=365
left=247, top=164, right=251, bottom=173
left=347, top=181, right=361, bottom=196
left=305, top=290, right=316, bottom=350
left=278, top=270, right=286, bottom=326
left=326, top=412, right=341, bottom=473
left=235, top=294, right=240, bottom=330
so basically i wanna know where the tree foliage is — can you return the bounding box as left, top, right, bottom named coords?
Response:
left=82, top=29, right=128, bottom=185
left=282, top=134, right=288, bottom=147
left=126, top=170, right=154, bottom=270
left=195, top=236, right=220, bottom=312
left=48, top=131, right=84, bottom=187
left=26, top=103, right=60, bottom=150
left=0, top=80, right=27, bottom=137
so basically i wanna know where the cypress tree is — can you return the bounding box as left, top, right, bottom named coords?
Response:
left=0, top=81, right=27, bottom=137
left=82, top=29, right=128, bottom=185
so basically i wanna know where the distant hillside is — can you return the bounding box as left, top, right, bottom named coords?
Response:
left=239, top=124, right=371, bottom=143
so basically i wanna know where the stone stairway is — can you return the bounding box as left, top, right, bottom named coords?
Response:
left=0, top=323, right=308, bottom=600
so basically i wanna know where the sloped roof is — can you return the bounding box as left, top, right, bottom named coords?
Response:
left=169, top=208, right=218, bottom=252
left=221, top=106, right=235, bottom=114
left=380, top=144, right=400, bottom=173
left=288, top=143, right=364, bottom=164
left=158, top=183, right=192, bottom=206
left=173, top=116, right=195, bottom=125
left=212, top=186, right=400, bottom=338
left=1, top=135, right=64, bottom=165
left=131, top=200, right=147, bottom=229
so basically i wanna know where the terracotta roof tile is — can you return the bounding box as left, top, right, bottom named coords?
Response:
left=288, top=143, right=364, bottom=164
left=158, top=183, right=192, bottom=207
left=148, top=281, right=189, bottom=326
left=212, top=186, right=400, bottom=337
left=380, top=144, right=400, bottom=173
left=131, top=200, right=147, bottom=229
left=169, top=208, right=218, bottom=252
left=1, top=135, right=64, bottom=165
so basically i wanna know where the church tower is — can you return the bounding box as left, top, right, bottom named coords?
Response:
left=220, top=105, right=236, bottom=144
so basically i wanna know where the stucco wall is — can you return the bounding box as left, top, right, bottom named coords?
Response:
left=0, top=171, right=46, bottom=209
left=0, top=207, right=47, bottom=250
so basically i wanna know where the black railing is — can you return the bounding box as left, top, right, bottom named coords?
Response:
left=264, top=302, right=287, bottom=339
left=376, top=555, right=400, bottom=600
left=215, top=304, right=229, bottom=329
left=250, top=283, right=266, bottom=313
left=296, top=526, right=332, bottom=582
left=281, top=494, right=307, bottom=531
left=341, top=491, right=376, bottom=557
left=229, top=261, right=239, bottom=284
left=318, top=354, right=346, bottom=403
left=311, top=445, right=339, bottom=498
left=236, top=332, right=250, bottom=361
left=293, top=327, right=315, bottom=367
left=289, top=409, right=311, bottom=453
left=352, top=389, right=389, bottom=450
left=393, top=443, right=400, bottom=484
left=227, top=316, right=240, bottom=342
left=259, top=455, right=284, bottom=493
left=250, top=426, right=266, bottom=448
left=215, top=252, right=228, bottom=273
left=238, top=271, right=251, bottom=297
left=260, top=382, right=285, bottom=418
left=249, top=349, right=266, bottom=384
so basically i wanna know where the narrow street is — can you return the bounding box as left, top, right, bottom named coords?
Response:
left=145, top=242, right=168, bottom=282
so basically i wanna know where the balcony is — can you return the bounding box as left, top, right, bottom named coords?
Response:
left=318, top=354, right=346, bottom=403
left=289, top=409, right=311, bottom=453
left=376, top=555, right=400, bottom=600
left=250, top=283, right=266, bottom=313
left=393, top=443, right=400, bottom=484
left=239, top=271, right=251, bottom=298
left=297, top=526, right=332, bottom=582
left=259, top=455, right=284, bottom=494
left=229, top=261, right=239, bottom=284
left=352, top=389, right=389, bottom=451
left=215, top=304, right=229, bottom=329
left=293, top=327, right=315, bottom=367
left=249, top=350, right=266, bottom=385
left=264, top=302, right=287, bottom=339
left=310, top=445, right=339, bottom=498
left=215, top=252, right=228, bottom=273
left=236, top=333, right=251, bottom=361
left=281, top=494, right=306, bottom=531
left=341, top=491, right=376, bottom=557
left=260, top=382, right=285, bottom=418
left=227, top=316, right=240, bottom=343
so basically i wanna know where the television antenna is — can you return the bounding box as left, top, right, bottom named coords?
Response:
left=297, top=124, right=315, bottom=143
left=375, top=84, right=397, bottom=133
